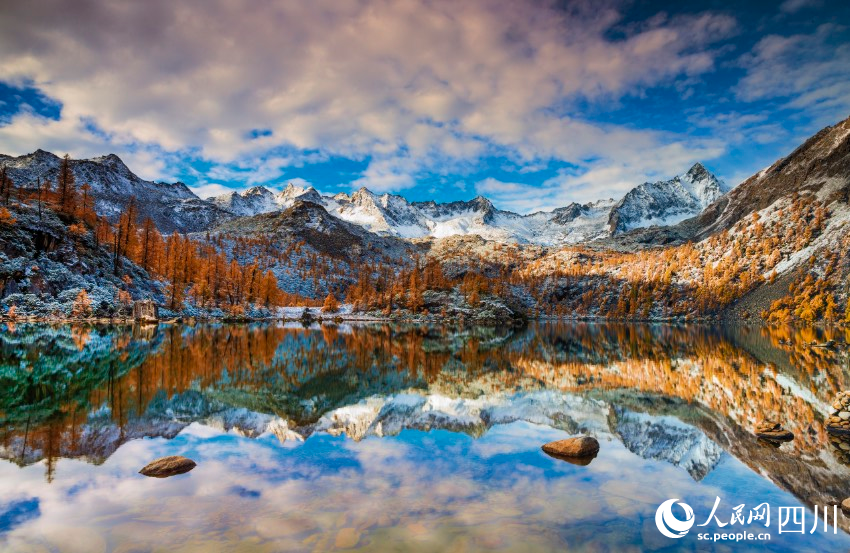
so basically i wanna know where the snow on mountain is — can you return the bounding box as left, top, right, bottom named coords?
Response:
left=209, top=182, right=328, bottom=215
left=0, top=149, right=230, bottom=233
left=614, top=408, right=723, bottom=481
left=209, top=186, right=278, bottom=216
left=277, top=182, right=326, bottom=207
left=207, top=184, right=623, bottom=245
left=309, top=390, right=611, bottom=440
left=205, top=164, right=726, bottom=245
left=0, top=148, right=729, bottom=245
left=333, top=187, right=429, bottom=238
left=608, top=163, right=728, bottom=234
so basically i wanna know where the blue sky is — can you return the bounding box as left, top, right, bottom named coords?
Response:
left=0, top=0, right=848, bottom=212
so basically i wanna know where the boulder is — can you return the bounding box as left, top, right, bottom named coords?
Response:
left=754, top=420, right=794, bottom=442
left=542, top=436, right=600, bottom=459
left=826, top=392, right=850, bottom=436
left=842, top=498, right=850, bottom=517
left=829, top=434, right=850, bottom=466
left=755, top=428, right=794, bottom=442
left=139, top=455, right=196, bottom=478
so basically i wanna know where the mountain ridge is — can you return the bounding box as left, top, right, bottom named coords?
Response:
left=0, top=149, right=229, bottom=233
left=205, top=162, right=727, bottom=244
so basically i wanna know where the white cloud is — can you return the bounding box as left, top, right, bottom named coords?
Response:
left=476, top=133, right=725, bottom=212
left=0, top=0, right=739, bottom=200
left=779, top=0, right=822, bottom=14
left=189, top=182, right=240, bottom=200
left=190, top=177, right=316, bottom=199
left=735, top=24, right=850, bottom=126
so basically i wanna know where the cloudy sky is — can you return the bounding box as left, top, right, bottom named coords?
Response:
left=1, top=0, right=849, bottom=212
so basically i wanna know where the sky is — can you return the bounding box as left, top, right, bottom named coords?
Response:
left=0, top=0, right=849, bottom=214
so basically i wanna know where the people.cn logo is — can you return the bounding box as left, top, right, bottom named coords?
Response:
left=655, top=499, right=696, bottom=538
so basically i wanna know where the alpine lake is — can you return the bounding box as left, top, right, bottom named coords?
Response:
left=2, top=321, right=850, bottom=552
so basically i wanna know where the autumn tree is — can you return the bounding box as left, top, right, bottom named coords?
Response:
left=407, top=262, right=424, bottom=312
left=70, top=290, right=92, bottom=318
left=0, top=207, right=16, bottom=226
left=35, top=177, right=51, bottom=220
left=94, top=215, right=112, bottom=248
left=113, top=197, right=139, bottom=275
left=322, top=292, right=340, bottom=313
left=165, top=232, right=187, bottom=309
left=138, top=217, right=162, bottom=273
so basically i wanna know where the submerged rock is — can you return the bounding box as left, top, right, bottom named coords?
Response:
left=139, top=455, right=196, bottom=478
left=542, top=436, right=600, bottom=459
left=754, top=420, right=794, bottom=442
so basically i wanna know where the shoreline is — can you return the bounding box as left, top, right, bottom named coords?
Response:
left=1, top=313, right=846, bottom=328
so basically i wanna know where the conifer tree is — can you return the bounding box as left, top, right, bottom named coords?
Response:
left=322, top=292, right=339, bottom=313
left=57, top=154, right=78, bottom=215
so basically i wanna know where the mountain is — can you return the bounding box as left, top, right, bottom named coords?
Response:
left=209, top=186, right=278, bottom=216
left=0, top=150, right=230, bottom=233
left=692, top=117, right=850, bottom=239
left=608, top=162, right=728, bottom=234
left=215, top=199, right=415, bottom=261
left=0, top=148, right=729, bottom=245
left=207, top=164, right=724, bottom=245
left=209, top=182, right=326, bottom=215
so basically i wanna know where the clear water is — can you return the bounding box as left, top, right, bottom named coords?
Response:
left=1, top=322, right=850, bottom=552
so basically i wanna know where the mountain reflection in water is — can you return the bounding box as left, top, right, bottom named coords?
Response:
left=1, top=322, right=850, bottom=552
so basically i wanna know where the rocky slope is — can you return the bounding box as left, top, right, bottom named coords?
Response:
left=0, top=150, right=231, bottom=233
left=0, top=202, right=160, bottom=317
left=213, top=200, right=417, bottom=263
left=695, top=117, right=850, bottom=239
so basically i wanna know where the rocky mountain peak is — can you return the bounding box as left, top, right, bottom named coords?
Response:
left=89, top=153, right=133, bottom=176
left=244, top=186, right=273, bottom=197
left=608, top=163, right=726, bottom=234
left=686, top=162, right=709, bottom=180
left=550, top=202, right=587, bottom=225
left=31, top=148, right=60, bottom=160
left=351, top=186, right=376, bottom=202
left=470, top=195, right=494, bottom=211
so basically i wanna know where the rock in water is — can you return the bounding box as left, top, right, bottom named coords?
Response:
left=755, top=428, right=794, bottom=442
left=542, top=436, right=600, bottom=459
left=826, top=392, right=850, bottom=436
left=755, top=420, right=781, bottom=433
left=139, top=456, right=196, bottom=478
left=754, top=420, right=794, bottom=442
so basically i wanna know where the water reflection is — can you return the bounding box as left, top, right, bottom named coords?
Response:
left=1, top=322, right=850, bottom=551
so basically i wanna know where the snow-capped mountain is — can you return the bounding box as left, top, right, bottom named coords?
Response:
left=607, top=163, right=729, bottom=234
left=1, top=148, right=729, bottom=245
left=209, top=186, right=278, bottom=216
left=0, top=149, right=229, bottom=233
left=210, top=182, right=330, bottom=216
left=208, top=164, right=726, bottom=244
